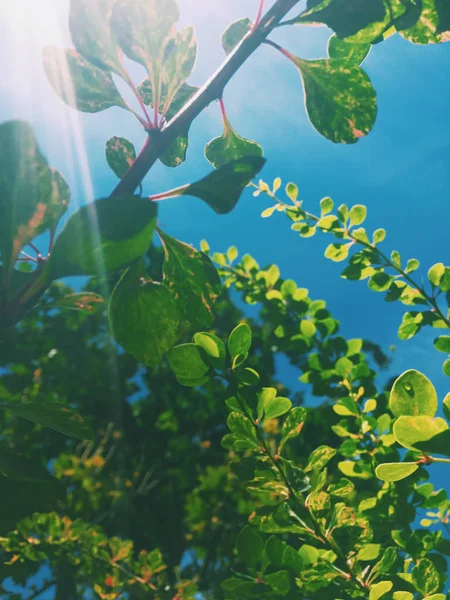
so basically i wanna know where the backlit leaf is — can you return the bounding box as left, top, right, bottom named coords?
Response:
left=159, top=230, right=221, bottom=328
left=393, top=415, right=450, bottom=455
left=105, top=137, right=136, bottom=179
left=0, top=121, right=54, bottom=273
left=168, top=343, right=210, bottom=386
left=375, top=462, right=419, bottom=482
left=369, top=581, right=393, bottom=600
left=328, top=34, right=371, bottom=64
left=109, top=261, right=180, bottom=367
left=228, top=323, right=252, bottom=358
left=389, top=369, right=438, bottom=417
left=69, top=0, right=125, bottom=75
left=397, top=0, right=450, bottom=44
left=434, top=335, right=450, bottom=353
left=292, top=57, right=377, bottom=143
left=411, top=558, right=440, bottom=595
left=47, top=197, right=157, bottom=279
left=222, top=18, right=253, bottom=54
left=43, top=47, right=128, bottom=113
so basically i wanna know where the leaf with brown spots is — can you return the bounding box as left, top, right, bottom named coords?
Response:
left=43, top=46, right=128, bottom=113
left=105, top=137, right=137, bottom=179
left=0, top=121, right=69, bottom=280
left=158, top=229, right=222, bottom=328
left=292, top=57, right=377, bottom=143
left=396, top=0, right=450, bottom=44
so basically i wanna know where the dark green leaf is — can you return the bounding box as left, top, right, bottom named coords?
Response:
left=292, top=57, right=377, bottom=144
left=47, top=197, right=157, bottom=278
left=105, top=137, right=136, bottom=179
left=0, top=121, right=56, bottom=272
left=411, top=558, right=440, bottom=595
left=222, top=18, right=253, bottom=54
left=293, top=0, right=407, bottom=43
left=181, top=156, right=266, bottom=214
left=0, top=451, right=59, bottom=484
left=43, top=47, right=128, bottom=113
left=328, top=34, right=371, bottom=64
left=159, top=230, right=221, bottom=328
left=0, top=476, right=65, bottom=535
left=109, top=261, right=180, bottom=367
left=389, top=369, right=438, bottom=417
left=0, top=401, right=93, bottom=439
left=236, top=526, right=264, bottom=567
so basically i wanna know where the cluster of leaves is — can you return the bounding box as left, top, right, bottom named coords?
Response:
left=169, top=317, right=450, bottom=599
left=253, top=177, right=450, bottom=376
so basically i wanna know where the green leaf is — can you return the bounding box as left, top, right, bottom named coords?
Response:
left=389, top=369, right=438, bottom=418
left=0, top=121, right=63, bottom=273
left=264, top=397, right=292, bottom=420
left=236, top=526, right=264, bottom=567
left=266, top=570, right=291, bottom=595
left=328, top=34, right=371, bottom=65
left=0, top=451, right=60, bottom=484
left=222, top=17, right=252, bottom=54
left=69, top=0, right=126, bottom=76
left=43, top=47, right=127, bottom=113
left=444, top=359, right=450, bottom=377
left=393, top=415, right=450, bottom=455
left=160, top=26, right=197, bottom=116
left=205, top=118, right=263, bottom=170
left=369, top=581, right=393, bottom=600
left=375, top=462, right=419, bottom=482
left=47, top=197, right=157, bottom=279
left=228, top=323, right=252, bottom=358
left=338, top=460, right=373, bottom=479
left=279, top=407, right=307, bottom=452
left=428, top=262, right=445, bottom=286
left=292, top=57, right=377, bottom=144
left=392, top=593, right=414, bottom=600
left=227, top=412, right=258, bottom=447
left=168, top=343, right=210, bottom=386
left=397, top=0, right=450, bottom=45
left=40, top=292, right=104, bottom=312
left=193, top=333, right=226, bottom=370
left=105, top=137, right=136, bottom=179
left=357, top=544, right=381, bottom=561
left=159, top=230, right=221, bottom=328
left=349, top=204, right=367, bottom=226
left=305, top=445, right=337, bottom=472
left=320, top=196, right=334, bottom=215
left=411, top=558, right=440, bottom=596
left=109, top=261, right=180, bottom=367
left=373, top=228, right=386, bottom=244
left=325, top=243, right=351, bottom=262
left=0, top=401, right=93, bottom=439
left=443, top=392, right=450, bottom=421
left=181, top=156, right=266, bottom=214
left=434, top=335, right=450, bottom=353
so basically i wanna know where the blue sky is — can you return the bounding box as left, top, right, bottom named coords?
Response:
left=1, top=0, right=450, bottom=575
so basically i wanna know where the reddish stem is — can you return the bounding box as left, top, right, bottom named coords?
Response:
left=263, top=38, right=296, bottom=61
left=252, top=0, right=265, bottom=30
